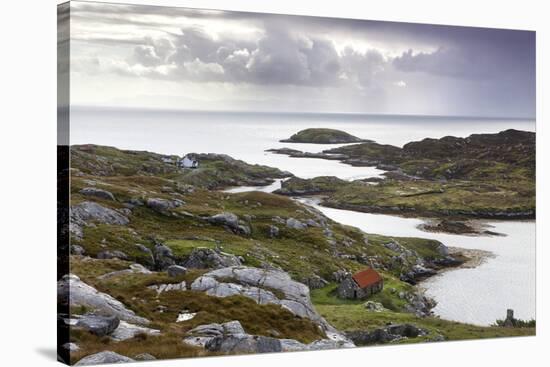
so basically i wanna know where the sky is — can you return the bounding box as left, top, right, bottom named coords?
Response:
left=66, top=1, right=536, bottom=118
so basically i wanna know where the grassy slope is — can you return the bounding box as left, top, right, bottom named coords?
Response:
left=68, top=144, right=533, bottom=361
left=310, top=284, right=535, bottom=343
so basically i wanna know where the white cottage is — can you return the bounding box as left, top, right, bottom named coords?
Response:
left=179, top=155, right=199, bottom=169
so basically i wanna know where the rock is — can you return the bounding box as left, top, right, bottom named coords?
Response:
left=302, top=275, right=328, bottom=290
left=268, top=225, right=280, bottom=238
left=98, top=263, right=152, bottom=280
left=363, top=301, right=386, bottom=312
left=183, top=248, right=241, bottom=269
left=207, top=212, right=250, bottom=235
left=190, top=266, right=339, bottom=335
left=75, top=351, right=134, bottom=365
left=176, top=310, right=197, bottom=322
left=167, top=265, right=187, bottom=277
left=71, top=245, right=86, bottom=256
left=332, top=269, right=350, bottom=283
left=148, top=281, right=187, bottom=295
left=97, top=250, right=129, bottom=260
left=62, top=342, right=80, bottom=352
left=135, top=243, right=155, bottom=267
left=71, top=202, right=129, bottom=227
left=286, top=218, right=306, bottom=230
left=110, top=321, right=160, bottom=341
left=146, top=197, right=184, bottom=214
left=346, top=324, right=425, bottom=346
left=79, top=187, right=116, bottom=201
left=76, top=314, right=120, bottom=336
left=206, top=334, right=282, bottom=354
left=134, top=353, right=156, bottom=361
left=58, top=274, right=150, bottom=325
left=153, top=243, right=175, bottom=270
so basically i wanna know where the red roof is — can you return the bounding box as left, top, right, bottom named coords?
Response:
left=352, top=269, right=382, bottom=288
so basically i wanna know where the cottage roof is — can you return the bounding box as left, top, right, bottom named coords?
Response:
left=352, top=268, right=382, bottom=288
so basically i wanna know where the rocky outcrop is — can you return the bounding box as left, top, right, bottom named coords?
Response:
left=57, top=274, right=149, bottom=325
left=148, top=281, right=187, bottom=295
left=110, top=321, right=161, bottom=341
left=146, top=197, right=184, bottom=214
left=70, top=201, right=129, bottom=239
left=153, top=243, right=176, bottom=270
left=183, top=320, right=354, bottom=354
left=190, top=266, right=351, bottom=346
left=207, top=212, right=250, bottom=235
left=75, top=351, right=134, bottom=365
left=97, top=250, right=129, bottom=261
left=302, top=275, right=329, bottom=290
left=167, top=265, right=187, bottom=277
left=182, top=248, right=241, bottom=269
left=346, top=324, right=427, bottom=345
left=98, top=263, right=152, bottom=280
left=286, top=218, right=306, bottom=230
left=76, top=314, right=120, bottom=336
left=79, top=187, right=116, bottom=201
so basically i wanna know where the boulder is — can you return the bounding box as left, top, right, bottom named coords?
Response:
left=71, top=245, right=86, bottom=256
left=153, top=243, right=175, bottom=270
left=183, top=248, right=241, bottom=269
left=110, top=321, right=161, bottom=341
left=146, top=198, right=184, bottom=214
left=167, top=265, right=187, bottom=277
left=134, top=353, right=156, bottom=361
left=148, top=281, right=187, bottom=295
left=79, top=187, right=116, bottom=201
left=71, top=202, right=129, bottom=226
left=268, top=225, right=280, bottom=238
left=75, top=351, right=134, bottom=365
left=98, top=263, right=152, bottom=280
left=57, top=274, right=150, bottom=325
left=76, top=314, right=120, bottom=336
left=363, top=301, right=385, bottom=312
left=134, top=243, right=155, bottom=267
left=206, top=335, right=282, bottom=354
left=207, top=212, right=250, bottom=235
left=286, top=218, right=306, bottom=230
left=97, top=250, right=129, bottom=260
left=302, top=275, right=329, bottom=290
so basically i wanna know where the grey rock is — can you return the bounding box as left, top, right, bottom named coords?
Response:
left=148, top=281, right=187, bottom=295
left=134, top=243, right=154, bottom=267
left=268, top=225, right=280, bottom=238
left=79, top=187, right=116, bottom=201
left=75, top=351, right=134, bottom=365
left=98, top=263, right=152, bottom=280
left=167, top=265, right=187, bottom=277
left=363, top=301, right=386, bottom=312
left=71, top=202, right=129, bottom=227
left=346, top=324, right=426, bottom=346
left=153, top=243, right=175, bottom=270
left=58, top=274, right=150, bottom=325
left=97, top=250, right=129, bottom=260
left=110, top=321, right=160, bottom=341
left=302, top=275, right=328, bottom=290
left=134, top=353, right=156, bottom=361
left=146, top=197, right=184, bottom=214
left=76, top=314, right=120, bottom=336
left=183, top=248, right=241, bottom=270
left=71, top=245, right=86, bottom=256
left=207, top=335, right=282, bottom=354
left=286, top=218, right=306, bottom=230
left=207, top=212, right=250, bottom=235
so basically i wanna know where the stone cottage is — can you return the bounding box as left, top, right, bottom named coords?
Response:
left=337, top=268, right=383, bottom=300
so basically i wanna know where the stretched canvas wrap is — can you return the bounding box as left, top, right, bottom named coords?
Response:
left=57, top=1, right=536, bottom=365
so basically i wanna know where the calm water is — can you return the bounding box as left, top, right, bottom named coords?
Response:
left=72, top=107, right=536, bottom=325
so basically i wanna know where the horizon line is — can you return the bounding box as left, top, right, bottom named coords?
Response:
left=68, top=104, right=536, bottom=121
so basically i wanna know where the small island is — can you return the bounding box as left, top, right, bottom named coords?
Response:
left=280, top=128, right=370, bottom=144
